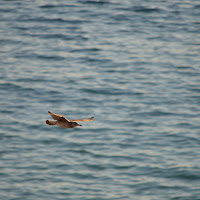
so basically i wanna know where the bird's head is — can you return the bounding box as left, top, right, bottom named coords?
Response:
left=71, top=122, right=82, bottom=128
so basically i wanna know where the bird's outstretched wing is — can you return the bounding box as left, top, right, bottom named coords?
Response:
left=70, top=117, right=94, bottom=122
left=48, top=111, right=69, bottom=122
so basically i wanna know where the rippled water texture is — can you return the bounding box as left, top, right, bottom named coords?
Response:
left=0, top=0, right=200, bottom=199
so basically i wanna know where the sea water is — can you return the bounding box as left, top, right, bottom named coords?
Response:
left=0, top=0, right=200, bottom=199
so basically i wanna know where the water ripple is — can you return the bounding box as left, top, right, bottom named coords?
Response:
left=1, top=0, right=200, bottom=199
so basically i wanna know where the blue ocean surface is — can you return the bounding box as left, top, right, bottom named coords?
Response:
left=0, top=0, right=200, bottom=199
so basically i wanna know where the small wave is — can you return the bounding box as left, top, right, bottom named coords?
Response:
left=0, top=39, right=21, bottom=45
left=68, top=172, right=97, bottom=180
left=40, top=4, right=57, bottom=9
left=35, top=54, right=65, bottom=61
left=133, top=6, right=162, bottom=13
left=15, top=53, right=65, bottom=61
left=0, top=8, right=15, bottom=13
left=22, top=16, right=90, bottom=25
left=140, top=110, right=178, bottom=117
left=34, top=33, right=73, bottom=41
left=165, top=167, right=200, bottom=181
left=0, top=109, right=14, bottom=114
left=40, top=138, right=63, bottom=145
left=15, top=77, right=46, bottom=83
left=78, top=0, right=109, bottom=5
left=0, top=82, right=22, bottom=91
left=0, top=133, right=21, bottom=141
left=70, top=47, right=100, bottom=53
left=24, top=32, right=88, bottom=42
left=84, top=163, right=106, bottom=171
left=193, top=5, right=200, bottom=9
left=81, top=88, right=132, bottom=96
left=40, top=4, right=76, bottom=9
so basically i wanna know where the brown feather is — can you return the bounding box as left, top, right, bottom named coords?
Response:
left=48, top=111, right=69, bottom=122
left=70, top=117, right=94, bottom=122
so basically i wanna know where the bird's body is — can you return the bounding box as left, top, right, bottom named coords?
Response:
left=46, top=111, right=94, bottom=128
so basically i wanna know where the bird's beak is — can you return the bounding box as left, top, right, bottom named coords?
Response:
left=79, top=124, right=82, bottom=126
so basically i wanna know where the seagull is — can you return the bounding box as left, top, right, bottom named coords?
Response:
left=46, top=111, right=94, bottom=128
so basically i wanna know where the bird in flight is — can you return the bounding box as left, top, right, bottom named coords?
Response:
left=46, top=111, right=94, bottom=128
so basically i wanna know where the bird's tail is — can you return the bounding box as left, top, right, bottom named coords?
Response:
left=46, top=120, right=57, bottom=125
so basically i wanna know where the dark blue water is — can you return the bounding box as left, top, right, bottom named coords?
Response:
left=0, top=0, right=200, bottom=199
